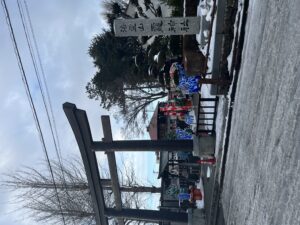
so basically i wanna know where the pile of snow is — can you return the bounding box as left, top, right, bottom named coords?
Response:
left=197, top=0, right=215, bottom=50
left=125, top=0, right=172, bottom=18
left=227, top=2, right=244, bottom=70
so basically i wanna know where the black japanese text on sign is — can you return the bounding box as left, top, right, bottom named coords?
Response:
left=114, top=17, right=200, bottom=37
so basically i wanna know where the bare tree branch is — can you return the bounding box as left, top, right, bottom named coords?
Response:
left=1, top=156, right=160, bottom=225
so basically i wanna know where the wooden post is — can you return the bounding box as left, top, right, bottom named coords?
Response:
left=64, top=103, right=190, bottom=225
left=105, top=208, right=188, bottom=223
left=101, top=116, right=125, bottom=225
left=91, top=140, right=193, bottom=152
left=199, top=78, right=231, bottom=85
left=100, top=179, right=112, bottom=187
left=63, top=102, right=108, bottom=225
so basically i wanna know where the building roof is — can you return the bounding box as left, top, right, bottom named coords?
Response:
left=147, top=104, right=159, bottom=140
left=158, top=151, right=169, bottom=179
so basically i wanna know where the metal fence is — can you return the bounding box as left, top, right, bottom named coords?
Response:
left=196, top=97, right=218, bottom=135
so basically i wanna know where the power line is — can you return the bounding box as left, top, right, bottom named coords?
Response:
left=23, top=0, right=63, bottom=161
left=1, top=1, right=66, bottom=224
left=16, top=1, right=78, bottom=224
left=17, top=0, right=64, bottom=173
left=19, top=5, right=76, bottom=225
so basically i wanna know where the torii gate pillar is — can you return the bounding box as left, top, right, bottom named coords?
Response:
left=63, top=102, right=191, bottom=225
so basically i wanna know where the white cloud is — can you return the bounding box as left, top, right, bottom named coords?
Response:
left=0, top=1, right=112, bottom=224
left=0, top=1, right=159, bottom=224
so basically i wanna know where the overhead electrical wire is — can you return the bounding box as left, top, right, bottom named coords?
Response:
left=15, top=1, right=76, bottom=224
left=1, top=1, right=66, bottom=224
left=16, top=0, right=65, bottom=174
left=15, top=4, right=76, bottom=224
left=23, top=0, right=63, bottom=161
left=18, top=4, right=76, bottom=224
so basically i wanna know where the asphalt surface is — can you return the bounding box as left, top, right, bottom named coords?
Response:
left=221, top=0, right=300, bottom=225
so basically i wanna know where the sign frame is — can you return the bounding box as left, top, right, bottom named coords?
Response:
left=114, top=17, right=201, bottom=37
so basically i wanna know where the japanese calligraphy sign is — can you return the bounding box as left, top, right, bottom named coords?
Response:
left=114, top=17, right=200, bottom=36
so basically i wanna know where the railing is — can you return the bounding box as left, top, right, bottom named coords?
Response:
left=196, top=97, right=218, bottom=135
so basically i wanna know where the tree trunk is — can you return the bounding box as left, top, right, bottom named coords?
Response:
left=12, top=182, right=161, bottom=193
left=123, top=85, right=164, bottom=91
left=103, top=186, right=161, bottom=193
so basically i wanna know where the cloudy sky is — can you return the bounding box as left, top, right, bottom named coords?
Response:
left=0, top=1, right=158, bottom=224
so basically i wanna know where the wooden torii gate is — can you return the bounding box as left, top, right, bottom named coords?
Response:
left=63, top=103, right=193, bottom=225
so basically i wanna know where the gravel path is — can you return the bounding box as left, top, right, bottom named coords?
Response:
left=221, top=0, right=300, bottom=225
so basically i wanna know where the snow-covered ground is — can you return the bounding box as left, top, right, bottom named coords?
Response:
left=196, top=1, right=300, bottom=224
left=193, top=1, right=232, bottom=218
left=126, top=0, right=172, bottom=18
left=196, top=0, right=229, bottom=160
left=221, top=0, right=300, bottom=225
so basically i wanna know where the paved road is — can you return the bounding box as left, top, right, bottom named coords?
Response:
left=221, top=0, right=300, bottom=225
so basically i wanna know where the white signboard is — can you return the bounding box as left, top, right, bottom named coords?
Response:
left=114, top=17, right=200, bottom=37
